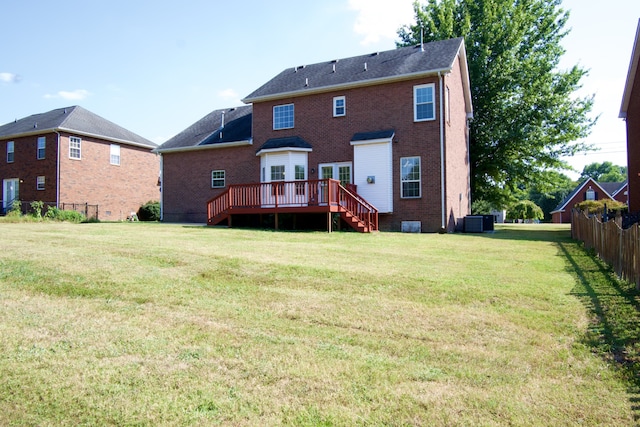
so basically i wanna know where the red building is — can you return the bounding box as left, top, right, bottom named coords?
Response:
left=0, top=106, right=159, bottom=220
left=158, top=38, right=473, bottom=232
left=621, top=19, right=640, bottom=213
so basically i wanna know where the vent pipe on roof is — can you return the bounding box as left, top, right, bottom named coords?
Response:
left=364, top=62, right=367, bottom=71
left=219, top=111, right=225, bottom=140
left=34, top=123, right=37, bottom=128
left=305, top=78, right=309, bottom=87
left=420, top=24, right=424, bottom=52
left=332, top=63, right=335, bottom=73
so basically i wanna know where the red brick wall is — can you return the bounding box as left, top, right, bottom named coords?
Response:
left=252, top=75, right=468, bottom=232
left=627, top=63, right=640, bottom=213
left=57, top=132, right=159, bottom=220
left=444, top=55, right=472, bottom=231
left=0, top=132, right=58, bottom=206
left=161, top=145, right=258, bottom=222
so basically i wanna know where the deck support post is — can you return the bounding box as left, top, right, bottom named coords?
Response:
left=275, top=212, right=279, bottom=230
left=328, top=212, right=332, bottom=233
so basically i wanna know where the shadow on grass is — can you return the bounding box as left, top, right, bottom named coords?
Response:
left=558, top=240, right=640, bottom=422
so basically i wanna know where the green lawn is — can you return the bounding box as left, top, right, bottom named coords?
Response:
left=0, top=222, right=638, bottom=426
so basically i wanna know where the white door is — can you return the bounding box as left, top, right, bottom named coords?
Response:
left=319, top=162, right=352, bottom=203
left=3, top=178, right=19, bottom=212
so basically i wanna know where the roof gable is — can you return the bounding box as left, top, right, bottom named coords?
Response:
left=244, top=38, right=467, bottom=103
left=620, top=19, right=640, bottom=118
left=157, top=105, right=252, bottom=153
left=551, top=178, right=625, bottom=213
left=0, top=106, right=156, bottom=148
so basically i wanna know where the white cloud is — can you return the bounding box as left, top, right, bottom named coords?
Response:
left=0, top=72, right=20, bottom=83
left=218, top=88, right=239, bottom=99
left=348, top=0, right=415, bottom=46
left=44, top=89, right=91, bottom=100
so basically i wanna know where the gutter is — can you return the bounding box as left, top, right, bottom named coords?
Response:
left=155, top=139, right=252, bottom=154
left=55, top=131, right=60, bottom=208
left=439, top=71, right=446, bottom=231
left=243, top=67, right=454, bottom=104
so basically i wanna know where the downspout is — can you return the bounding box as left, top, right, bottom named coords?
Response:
left=159, top=153, right=163, bottom=221
left=438, top=71, right=446, bottom=231
left=55, top=131, right=61, bottom=208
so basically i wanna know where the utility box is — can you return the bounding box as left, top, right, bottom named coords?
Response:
left=464, top=216, right=484, bottom=233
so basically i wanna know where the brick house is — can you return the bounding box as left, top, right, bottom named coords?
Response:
left=0, top=106, right=159, bottom=220
left=157, top=37, right=473, bottom=232
left=621, top=19, right=640, bottom=213
left=550, top=177, right=627, bottom=223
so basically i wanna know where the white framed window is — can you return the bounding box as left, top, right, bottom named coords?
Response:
left=319, top=162, right=352, bottom=185
left=271, top=165, right=285, bottom=181
left=273, top=104, right=294, bottom=130
left=69, top=137, right=81, bottom=159
left=445, top=86, right=450, bottom=124
left=586, top=186, right=595, bottom=200
left=333, top=96, right=346, bottom=117
left=7, top=141, right=14, bottom=163
left=37, top=137, right=46, bottom=160
left=37, top=176, right=45, bottom=191
left=414, top=83, right=435, bottom=122
left=110, top=144, right=120, bottom=165
left=211, top=170, right=225, bottom=188
left=294, top=165, right=305, bottom=180
left=401, top=156, right=421, bottom=198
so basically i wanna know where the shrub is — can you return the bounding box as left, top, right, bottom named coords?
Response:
left=506, top=200, right=544, bottom=222
left=44, top=207, right=86, bottom=223
left=575, top=199, right=627, bottom=215
left=30, top=201, right=44, bottom=219
left=7, top=200, right=22, bottom=217
left=138, top=201, right=160, bottom=221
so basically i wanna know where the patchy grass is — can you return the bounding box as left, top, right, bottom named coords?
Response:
left=0, top=222, right=637, bottom=426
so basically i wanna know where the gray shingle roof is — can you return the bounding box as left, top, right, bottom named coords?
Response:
left=244, top=38, right=465, bottom=102
left=551, top=178, right=628, bottom=213
left=0, top=106, right=156, bottom=148
left=257, top=136, right=312, bottom=153
left=352, top=129, right=395, bottom=142
left=157, top=105, right=252, bottom=152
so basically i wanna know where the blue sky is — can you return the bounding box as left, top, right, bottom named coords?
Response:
left=1, top=0, right=639, bottom=180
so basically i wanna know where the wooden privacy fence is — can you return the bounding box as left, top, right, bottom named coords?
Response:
left=572, top=208, right=640, bottom=288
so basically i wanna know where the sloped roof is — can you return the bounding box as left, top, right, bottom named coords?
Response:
left=620, top=19, right=640, bottom=118
left=551, top=178, right=627, bottom=213
left=156, top=105, right=252, bottom=153
left=244, top=37, right=471, bottom=111
left=256, top=136, right=312, bottom=154
left=351, top=129, right=395, bottom=142
left=0, top=106, right=156, bottom=148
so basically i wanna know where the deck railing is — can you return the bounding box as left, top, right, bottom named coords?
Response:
left=206, top=179, right=378, bottom=231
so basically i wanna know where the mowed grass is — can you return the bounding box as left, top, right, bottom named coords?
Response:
left=0, top=222, right=637, bottom=426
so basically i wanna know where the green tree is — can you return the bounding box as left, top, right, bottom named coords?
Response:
left=579, top=161, right=627, bottom=183
left=506, top=200, right=544, bottom=221
left=397, top=0, right=595, bottom=207
left=526, top=170, right=575, bottom=221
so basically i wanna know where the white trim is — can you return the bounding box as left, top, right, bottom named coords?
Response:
left=414, top=83, right=436, bottom=122
left=242, top=67, right=454, bottom=103
left=255, top=146, right=312, bottom=156
left=400, top=156, right=421, bottom=199
left=620, top=19, right=640, bottom=118
left=155, top=139, right=252, bottom=154
left=350, top=137, right=392, bottom=146
left=333, top=96, right=346, bottom=117
left=273, top=103, right=295, bottom=130
left=69, top=136, right=82, bottom=160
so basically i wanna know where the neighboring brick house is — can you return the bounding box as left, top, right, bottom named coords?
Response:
left=157, top=37, right=473, bottom=232
left=0, top=106, right=159, bottom=220
left=621, top=19, right=640, bottom=213
left=550, top=177, right=627, bottom=223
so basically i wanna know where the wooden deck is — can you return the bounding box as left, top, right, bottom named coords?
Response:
left=206, top=179, right=378, bottom=232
